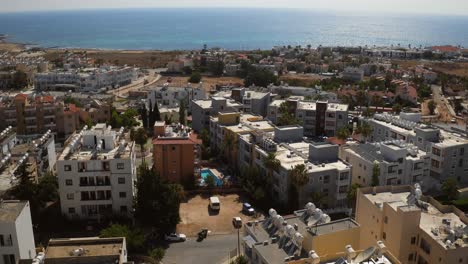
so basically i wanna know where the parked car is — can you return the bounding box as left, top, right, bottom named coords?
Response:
left=242, top=203, right=255, bottom=215
left=209, top=196, right=220, bottom=211
left=165, top=233, right=186, bottom=242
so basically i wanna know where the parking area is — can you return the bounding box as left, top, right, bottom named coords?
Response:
left=177, top=193, right=259, bottom=237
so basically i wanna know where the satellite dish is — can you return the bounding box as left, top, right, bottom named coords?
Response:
left=353, top=246, right=376, bottom=263
left=269, top=208, right=277, bottom=218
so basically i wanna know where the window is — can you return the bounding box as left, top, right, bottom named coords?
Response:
left=65, top=179, right=73, bottom=186
left=0, top=235, right=3, bottom=246
left=81, top=192, right=90, bottom=201
left=120, top=206, right=128, bottom=213
left=420, top=238, right=431, bottom=254
left=68, top=207, right=75, bottom=214
left=64, top=165, right=72, bottom=171
left=118, top=177, right=125, bottom=184
left=66, top=193, right=74, bottom=200
left=119, top=192, right=127, bottom=198
left=408, top=254, right=414, bottom=261
left=459, top=159, right=463, bottom=167
left=323, top=175, right=330, bottom=184
left=432, top=147, right=441, bottom=156
left=78, top=162, right=86, bottom=172
left=80, top=177, right=88, bottom=186
left=2, top=254, right=15, bottom=264
left=117, top=163, right=125, bottom=170
left=102, top=161, right=110, bottom=171
left=398, top=169, right=403, bottom=175
left=382, top=232, right=386, bottom=240
left=431, top=159, right=440, bottom=169
left=384, top=216, right=388, bottom=224
left=460, top=148, right=465, bottom=156
left=411, top=236, right=416, bottom=244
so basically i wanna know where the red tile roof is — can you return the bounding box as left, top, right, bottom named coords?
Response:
left=430, top=45, right=460, bottom=53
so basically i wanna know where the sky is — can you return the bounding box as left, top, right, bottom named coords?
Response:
left=1, top=0, right=468, bottom=15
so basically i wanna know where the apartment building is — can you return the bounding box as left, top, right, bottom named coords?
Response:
left=229, top=88, right=271, bottom=117
left=147, top=83, right=206, bottom=110
left=356, top=185, right=468, bottom=264
left=0, top=201, right=36, bottom=264
left=341, top=141, right=430, bottom=188
left=342, top=67, right=364, bottom=82
left=210, top=112, right=273, bottom=168
left=57, top=124, right=136, bottom=220
left=191, top=97, right=243, bottom=132
left=242, top=202, right=399, bottom=264
left=34, top=66, right=137, bottom=92
left=268, top=98, right=349, bottom=138
left=362, top=113, right=468, bottom=185
left=152, top=122, right=201, bottom=186
left=44, top=237, right=127, bottom=264
left=238, top=125, right=351, bottom=208
left=267, top=84, right=338, bottom=102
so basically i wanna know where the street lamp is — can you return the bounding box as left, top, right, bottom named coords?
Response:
left=232, top=216, right=242, bottom=258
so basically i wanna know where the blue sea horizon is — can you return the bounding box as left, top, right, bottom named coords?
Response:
left=1, top=8, right=467, bottom=50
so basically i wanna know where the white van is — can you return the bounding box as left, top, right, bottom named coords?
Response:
left=209, top=196, right=220, bottom=211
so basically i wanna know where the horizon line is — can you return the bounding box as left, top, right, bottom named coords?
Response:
left=1, top=6, right=468, bottom=17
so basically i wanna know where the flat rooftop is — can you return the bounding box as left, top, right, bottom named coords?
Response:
left=45, top=237, right=124, bottom=259
left=0, top=200, right=27, bottom=223
left=364, top=191, right=468, bottom=248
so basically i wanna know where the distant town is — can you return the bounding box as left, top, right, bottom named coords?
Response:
left=0, top=42, right=467, bottom=264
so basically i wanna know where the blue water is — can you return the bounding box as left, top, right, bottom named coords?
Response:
left=1, top=8, right=468, bottom=50
left=200, top=169, right=223, bottom=187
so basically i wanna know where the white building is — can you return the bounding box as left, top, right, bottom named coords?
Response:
left=238, top=125, right=352, bottom=208
left=147, top=83, right=206, bottom=110
left=267, top=98, right=349, bottom=137
left=342, top=67, right=364, bottom=82
left=34, top=66, right=137, bottom=92
left=0, top=200, right=36, bottom=264
left=57, top=124, right=136, bottom=220
left=361, top=113, right=468, bottom=185
left=191, top=97, right=243, bottom=132
left=341, top=141, right=430, bottom=188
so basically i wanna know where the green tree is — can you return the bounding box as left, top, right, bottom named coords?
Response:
left=428, top=100, right=436, bottom=115
left=134, top=128, right=148, bottom=161
left=205, top=174, right=216, bottom=188
left=100, top=224, right=144, bottom=252
left=182, top=66, right=192, bottom=75
left=392, top=103, right=402, bottom=114
left=188, top=72, right=202, bottom=83
left=221, top=133, right=235, bottom=164
left=153, top=101, right=161, bottom=122
left=179, top=100, right=186, bottom=125
left=140, top=105, right=148, bottom=129
left=289, top=164, right=309, bottom=209
left=244, top=69, right=278, bottom=87
left=148, top=247, right=166, bottom=262
left=277, top=102, right=301, bottom=126
left=234, top=255, right=248, bottom=264
left=262, top=152, right=281, bottom=180
left=442, top=178, right=459, bottom=200
left=372, top=163, right=380, bottom=187
left=356, top=122, right=373, bottom=142
left=209, top=60, right=225, bottom=76
left=11, top=70, right=28, bottom=89
left=347, top=183, right=362, bottom=207
left=135, top=164, right=182, bottom=232
left=336, top=126, right=351, bottom=140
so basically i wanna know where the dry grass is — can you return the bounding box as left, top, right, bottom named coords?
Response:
left=427, top=62, right=468, bottom=78
left=156, top=76, right=244, bottom=94
left=0, top=42, right=25, bottom=53
left=44, top=49, right=182, bottom=68
left=280, top=74, right=324, bottom=86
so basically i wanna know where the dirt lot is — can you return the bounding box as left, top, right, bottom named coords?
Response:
left=177, top=193, right=259, bottom=236
left=280, top=73, right=324, bottom=86
left=156, top=76, right=244, bottom=94
left=44, top=49, right=182, bottom=68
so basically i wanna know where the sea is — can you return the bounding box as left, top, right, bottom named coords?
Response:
left=1, top=8, right=468, bottom=50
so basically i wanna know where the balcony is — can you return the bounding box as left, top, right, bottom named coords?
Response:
left=335, top=192, right=347, bottom=200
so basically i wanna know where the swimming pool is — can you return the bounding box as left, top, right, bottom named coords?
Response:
left=200, top=169, right=223, bottom=186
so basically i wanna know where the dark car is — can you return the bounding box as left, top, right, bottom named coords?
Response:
left=242, top=203, right=255, bottom=215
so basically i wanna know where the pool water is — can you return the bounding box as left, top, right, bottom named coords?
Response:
left=200, top=169, right=223, bottom=186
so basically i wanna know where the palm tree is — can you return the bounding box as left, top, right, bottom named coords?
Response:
left=336, top=126, right=351, bottom=140
left=289, top=164, right=309, bottom=208
left=356, top=122, right=373, bottom=142
left=222, top=133, right=235, bottom=165
left=262, top=152, right=280, bottom=189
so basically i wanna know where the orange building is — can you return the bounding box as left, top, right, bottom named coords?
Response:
left=153, top=122, right=201, bottom=186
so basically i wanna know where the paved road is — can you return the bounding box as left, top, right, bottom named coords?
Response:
left=163, top=234, right=238, bottom=264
